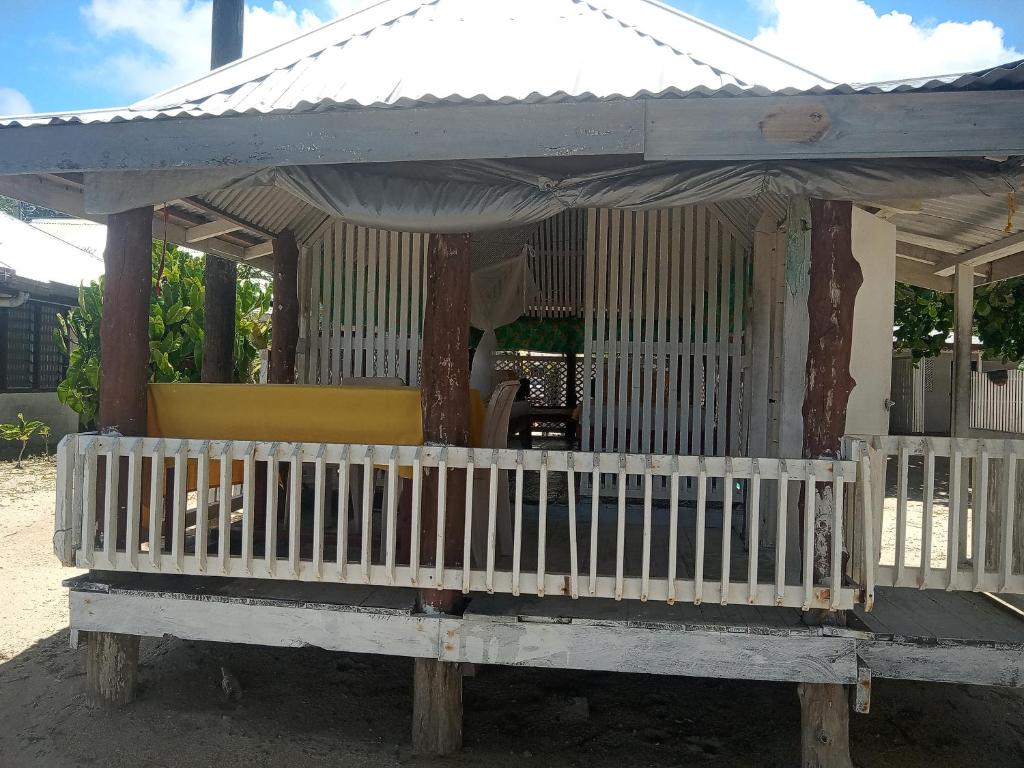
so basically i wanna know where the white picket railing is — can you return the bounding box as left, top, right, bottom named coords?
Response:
left=54, top=435, right=861, bottom=611
left=861, top=435, right=1023, bottom=594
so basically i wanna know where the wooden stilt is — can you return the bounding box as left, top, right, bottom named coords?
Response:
left=798, top=682, right=853, bottom=768
left=797, top=199, right=862, bottom=767
left=86, top=632, right=140, bottom=707
left=412, top=232, right=471, bottom=755
left=270, top=230, right=300, bottom=384
left=92, top=205, right=153, bottom=705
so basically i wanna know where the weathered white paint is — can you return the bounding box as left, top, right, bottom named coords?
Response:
left=845, top=208, right=896, bottom=436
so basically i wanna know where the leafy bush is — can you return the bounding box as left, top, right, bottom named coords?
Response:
left=55, top=242, right=271, bottom=428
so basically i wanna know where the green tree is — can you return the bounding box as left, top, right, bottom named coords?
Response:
left=55, top=242, right=271, bottom=428
left=893, top=278, right=1024, bottom=366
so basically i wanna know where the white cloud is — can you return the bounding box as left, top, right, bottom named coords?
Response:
left=751, top=0, right=1021, bottom=83
left=0, top=87, right=33, bottom=116
left=80, top=1, right=324, bottom=100
left=326, top=0, right=374, bottom=17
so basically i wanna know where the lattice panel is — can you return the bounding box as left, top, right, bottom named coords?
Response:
left=36, top=303, right=68, bottom=390
left=494, top=352, right=586, bottom=408
left=3, top=303, right=35, bottom=390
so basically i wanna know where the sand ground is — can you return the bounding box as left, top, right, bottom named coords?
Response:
left=1, top=455, right=1023, bottom=767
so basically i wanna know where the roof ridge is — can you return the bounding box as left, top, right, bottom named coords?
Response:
left=132, top=0, right=436, bottom=111
left=591, top=0, right=834, bottom=86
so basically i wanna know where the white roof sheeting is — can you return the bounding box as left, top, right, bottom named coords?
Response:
left=0, top=214, right=104, bottom=287
left=1, top=0, right=835, bottom=128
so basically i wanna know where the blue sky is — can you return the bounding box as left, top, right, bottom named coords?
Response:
left=1, top=0, right=1021, bottom=115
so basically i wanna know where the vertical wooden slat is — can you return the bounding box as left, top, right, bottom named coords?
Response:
left=628, top=213, right=643, bottom=457
left=999, top=446, right=1017, bottom=591
left=147, top=439, right=164, bottom=570
left=775, top=460, right=789, bottom=603
left=615, top=455, right=627, bottom=600
left=690, top=206, right=706, bottom=456
left=802, top=472, right=816, bottom=610
left=703, top=218, right=720, bottom=461
left=288, top=445, right=302, bottom=577
left=353, top=227, right=367, bottom=377
left=375, top=231, right=388, bottom=375
left=715, top=231, right=732, bottom=457
left=720, top=457, right=733, bottom=603
left=730, top=243, right=747, bottom=455
left=342, top=223, right=356, bottom=378
left=125, top=439, right=142, bottom=569
left=195, top=441, right=209, bottom=573
left=679, top=206, right=694, bottom=454
left=667, top=209, right=682, bottom=456
left=171, top=441, right=188, bottom=572
left=387, top=231, right=400, bottom=376
left=694, top=456, right=707, bottom=604
left=81, top=438, right=99, bottom=567
left=640, top=457, right=653, bottom=601
left=434, top=449, right=448, bottom=586
left=461, top=449, right=475, bottom=594
left=513, top=450, right=524, bottom=596
left=242, top=442, right=256, bottom=574
left=920, top=439, right=935, bottom=586
left=218, top=442, right=231, bottom=574
left=639, top=212, right=656, bottom=456
left=102, top=442, right=119, bottom=566
left=313, top=445, right=326, bottom=579
left=589, top=458, right=600, bottom=595
left=667, top=457, right=680, bottom=604
left=831, top=468, right=844, bottom=610
left=860, top=453, right=876, bottom=610
left=611, top=212, right=628, bottom=454
left=947, top=439, right=963, bottom=589
left=486, top=450, right=499, bottom=593
left=386, top=446, right=399, bottom=583
left=331, top=222, right=344, bottom=383
left=361, top=446, right=373, bottom=582
left=747, top=459, right=761, bottom=603
left=654, top=210, right=670, bottom=455
left=581, top=209, right=599, bottom=454
left=265, top=443, right=280, bottom=575
left=973, top=443, right=989, bottom=590
left=337, top=445, right=350, bottom=580
left=895, top=445, right=909, bottom=584
left=536, top=451, right=549, bottom=597
left=397, top=232, right=411, bottom=383
left=567, top=452, right=579, bottom=599
left=409, top=233, right=423, bottom=384
left=409, top=447, right=422, bottom=584
left=319, top=226, right=334, bottom=384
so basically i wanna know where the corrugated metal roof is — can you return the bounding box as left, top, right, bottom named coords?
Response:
left=12, top=0, right=1020, bottom=130
left=890, top=192, right=1022, bottom=255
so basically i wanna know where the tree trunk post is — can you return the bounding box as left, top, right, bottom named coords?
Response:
left=93, top=205, right=153, bottom=706
left=270, top=230, right=300, bottom=384
left=412, top=232, right=471, bottom=755
left=798, top=199, right=861, bottom=768
left=202, top=256, right=237, bottom=383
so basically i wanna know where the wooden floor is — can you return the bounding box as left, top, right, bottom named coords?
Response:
left=853, top=587, right=1024, bottom=643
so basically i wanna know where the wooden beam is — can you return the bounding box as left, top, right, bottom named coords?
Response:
left=202, top=255, right=237, bottom=383
left=0, top=100, right=646, bottom=174
left=984, top=251, right=1024, bottom=284
left=896, top=230, right=963, bottom=255
left=185, top=218, right=243, bottom=243
left=243, top=241, right=275, bottom=260
left=645, top=91, right=1024, bottom=161
left=895, top=241, right=947, bottom=265
left=951, top=265, right=973, bottom=437
left=895, top=257, right=953, bottom=292
left=933, top=230, right=1024, bottom=276
left=183, top=196, right=278, bottom=241
left=270, top=230, right=299, bottom=384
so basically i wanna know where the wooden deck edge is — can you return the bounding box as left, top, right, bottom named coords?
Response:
left=66, top=579, right=1023, bottom=688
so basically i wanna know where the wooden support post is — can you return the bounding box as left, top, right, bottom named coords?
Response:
left=202, top=256, right=236, bottom=382
left=797, top=199, right=861, bottom=768
left=413, top=232, right=470, bottom=756
left=93, top=205, right=153, bottom=705
left=270, top=230, right=299, bottom=385
left=951, top=265, right=973, bottom=561
left=201, top=0, right=243, bottom=384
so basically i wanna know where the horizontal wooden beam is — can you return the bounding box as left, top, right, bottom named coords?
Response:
left=982, top=250, right=1024, bottom=284
left=896, top=256, right=953, bottom=292
left=933, top=229, right=1024, bottom=276
left=0, top=100, right=647, bottom=174
left=184, top=218, right=243, bottom=243
left=243, top=240, right=274, bottom=260
left=645, top=91, right=1024, bottom=161
left=895, top=241, right=947, bottom=265
left=896, top=230, right=963, bottom=254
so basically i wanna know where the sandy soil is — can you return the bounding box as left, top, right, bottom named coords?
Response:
left=2, top=456, right=1023, bottom=767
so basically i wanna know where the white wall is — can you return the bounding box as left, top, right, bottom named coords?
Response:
left=0, top=392, right=79, bottom=458
left=846, top=208, right=896, bottom=436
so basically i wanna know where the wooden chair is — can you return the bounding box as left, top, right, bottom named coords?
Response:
left=470, top=379, right=520, bottom=566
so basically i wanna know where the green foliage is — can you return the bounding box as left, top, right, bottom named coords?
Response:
left=893, top=283, right=953, bottom=362
left=0, top=413, right=46, bottom=467
left=894, top=278, right=1024, bottom=366
left=55, top=243, right=271, bottom=428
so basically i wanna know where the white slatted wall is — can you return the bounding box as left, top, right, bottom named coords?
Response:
left=580, top=206, right=752, bottom=497
left=526, top=209, right=586, bottom=318
left=297, top=220, right=428, bottom=386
